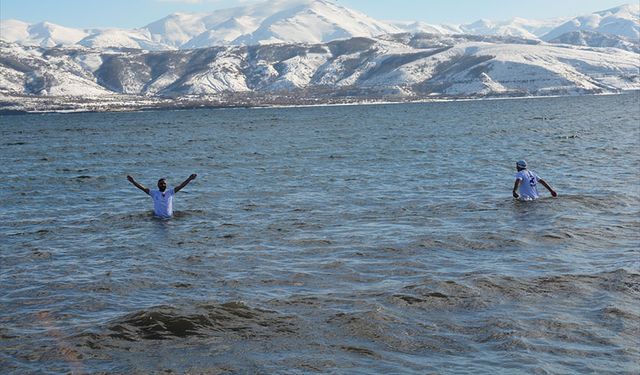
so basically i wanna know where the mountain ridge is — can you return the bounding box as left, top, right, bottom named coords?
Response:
left=1, top=33, right=637, bottom=106
left=1, top=1, right=637, bottom=50
left=541, top=3, right=640, bottom=41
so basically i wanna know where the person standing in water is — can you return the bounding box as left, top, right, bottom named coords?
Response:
left=512, top=160, right=556, bottom=201
left=127, top=174, right=197, bottom=218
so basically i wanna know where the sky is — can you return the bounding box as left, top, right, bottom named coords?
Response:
left=0, top=0, right=631, bottom=29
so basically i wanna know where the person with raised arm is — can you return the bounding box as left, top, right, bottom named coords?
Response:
left=512, top=160, right=556, bottom=201
left=127, top=174, right=197, bottom=218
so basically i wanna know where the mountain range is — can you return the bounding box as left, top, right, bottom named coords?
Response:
left=1, top=1, right=638, bottom=50
left=0, top=1, right=638, bottom=112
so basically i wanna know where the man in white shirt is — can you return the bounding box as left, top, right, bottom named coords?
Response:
left=512, top=160, right=556, bottom=201
left=127, top=174, right=197, bottom=218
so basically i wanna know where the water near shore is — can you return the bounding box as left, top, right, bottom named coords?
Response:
left=1, top=93, right=639, bottom=374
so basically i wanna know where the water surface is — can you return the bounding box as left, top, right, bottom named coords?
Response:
left=1, top=94, right=639, bottom=374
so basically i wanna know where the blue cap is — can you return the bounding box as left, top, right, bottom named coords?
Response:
left=516, top=160, right=527, bottom=168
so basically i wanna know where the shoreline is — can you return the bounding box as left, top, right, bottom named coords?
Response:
left=0, top=90, right=636, bottom=115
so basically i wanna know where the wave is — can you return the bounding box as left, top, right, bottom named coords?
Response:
left=78, top=301, right=297, bottom=344
left=386, top=269, right=640, bottom=310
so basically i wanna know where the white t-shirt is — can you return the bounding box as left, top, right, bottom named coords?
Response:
left=150, top=188, right=175, bottom=218
left=515, top=170, right=541, bottom=201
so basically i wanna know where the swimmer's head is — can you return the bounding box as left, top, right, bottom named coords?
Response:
left=516, top=160, right=527, bottom=171
left=157, top=178, right=167, bottom=191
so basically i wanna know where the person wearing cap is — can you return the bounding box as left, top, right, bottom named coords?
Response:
left=512, top=160, right=556, bottom=201
left=127, top=174, right=197, bottom=218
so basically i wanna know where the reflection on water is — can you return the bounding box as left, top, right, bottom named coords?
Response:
left=1, top=93, right=639, bottom=373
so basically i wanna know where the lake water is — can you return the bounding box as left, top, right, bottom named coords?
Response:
left=1, top=94, right=639, bottom=374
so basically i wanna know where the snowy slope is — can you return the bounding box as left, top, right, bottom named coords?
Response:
left=392, top=4, right=640, bottom=42
left=231, top=0, right=400, bottom=45
left=78, top=29, right=171, bottom=50
left=390, top=21, right=461, bottom=35
left=391, top=17, right=568, bottom=39
left=0, top=20, right=88, bottom=47
left=153, top=0, right=402, bottom=48
left=404, top=42, right=639, bottom=95
left=1, top=20, right=31, bottom=43
left=543, top=4, right=640, bottom=41
left=2, top=2, right=638, bottom=51
left=0, top=42, right=112, bottom=96
left=2, top=33, right=637, bottom=101
left=3, top=0, right=401, bottom=50
left=548, top=30, right=639, bottom=53
left=180, top=16, right=259, bottom=49
left=460, top=17, right=568, bottom=39
left=144, top=12, right=215, bottom=48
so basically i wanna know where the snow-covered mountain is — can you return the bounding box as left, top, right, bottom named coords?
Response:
left=0, top=0, right=402, bottom=50
left=0, top=20, right=88, bottom=47
left=392, top=17, right=569, bottom=39
left=547, top=30, right=639, bottom=53
left=1, top=33, right=637, bottom=105
left=148, top=0, right=402, bottom=48
left=2, top=2, right=638, bottom=51
left=391, top=4, right=640, bottom=41
left=1, top=1, right=639, bottom=112
left=542, top=4, right=640, bottom=41
left=77, top=29, right=169, bottom=51
left=390, top=21, right=461, bottom=36
left=459, top=17, right=567, bottom=39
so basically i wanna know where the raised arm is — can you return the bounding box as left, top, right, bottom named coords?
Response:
left=174, top=174, right=197, bottom=193
left=127, top=175, right=150, bottom=195
left=539, top=178, right=557, bottom=197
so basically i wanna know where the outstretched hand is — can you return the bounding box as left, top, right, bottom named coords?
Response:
left=175, top=173, right=198, bottom=193
left=127, top=175, right=150, bottom=194
left=550, top=190, right=558, bottom=197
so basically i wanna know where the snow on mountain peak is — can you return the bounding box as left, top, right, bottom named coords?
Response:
left=595, top=3, right=640, bottom=19
left=1, top=0, right=402, bottom=50
left=391, top=15, right=570, bottom=40
left=1, top=2, right=638, bottom=50
left=542, top=3, right=640, bottom=41
left=155, top=0, right=402, bottom=48
left=0, top=19, right=87, bottom=47
left=0, top=19, right=31, bottom=43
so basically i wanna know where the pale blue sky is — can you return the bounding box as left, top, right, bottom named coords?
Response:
left=0, top=0, right=630, bottom=29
